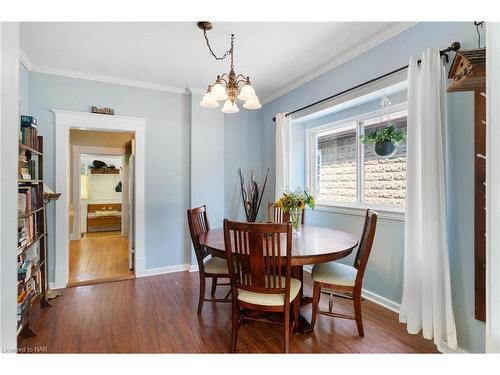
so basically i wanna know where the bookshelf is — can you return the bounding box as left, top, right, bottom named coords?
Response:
left=17, top=118, right=51, bottom=339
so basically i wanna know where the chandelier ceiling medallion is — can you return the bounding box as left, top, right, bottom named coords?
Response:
left=197, top=21, right=261, bottom=113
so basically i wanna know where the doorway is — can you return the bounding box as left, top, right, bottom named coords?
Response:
left=68, top=144, right=135, bottom=287
left=67, top=130, right=135, bottom=286
left=50, top=110, right=146, bottom=289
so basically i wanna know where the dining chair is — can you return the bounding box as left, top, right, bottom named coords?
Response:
left=267, top=201, right=305, bottom=224
left=310, top=209, right=378, bottom=337
left=187, top=205, right=230, bottom=314
left=223, top=219, right=301, bottom=353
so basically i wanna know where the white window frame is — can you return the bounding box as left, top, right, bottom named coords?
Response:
left=305, top=102, right=407, bottom=221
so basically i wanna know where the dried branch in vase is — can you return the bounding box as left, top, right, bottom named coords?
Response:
left=238, top=168, right=269, bottom=222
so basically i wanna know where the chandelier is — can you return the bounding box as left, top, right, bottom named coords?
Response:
left=197, top=21, right=261, bottom=113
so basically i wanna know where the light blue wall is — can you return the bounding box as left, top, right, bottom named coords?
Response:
left=19, top=62, right=29, bottom=114
left=261, top=22, right=485, bottom=353
left=190, top=92, right=225, bottom=264
left=224, top=110, right=264, bottom=221
left=28, top=72, right=192, bottom=275
left=26, top=71, right=265, bottom=276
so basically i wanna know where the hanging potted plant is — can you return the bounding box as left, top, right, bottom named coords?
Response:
left=360, top=124, right=406, bottom=157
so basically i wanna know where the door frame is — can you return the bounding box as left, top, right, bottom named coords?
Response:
left=71, top=145, right=125, bottom=241
left=53, top=110, right=146, bottom=288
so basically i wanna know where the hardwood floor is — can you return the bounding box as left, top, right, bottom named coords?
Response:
left=83, top=230, right=122, bottom=238
left=20, top=271, right=438, bottom=353
left=68, top=233, right=134, bottom=287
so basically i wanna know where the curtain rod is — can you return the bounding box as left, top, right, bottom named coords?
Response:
left=271, top=42, right=461, bottom=122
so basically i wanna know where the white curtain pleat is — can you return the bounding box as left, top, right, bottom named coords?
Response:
left=275, top=113, right=292, bottom=199
left=399, top=49, right=458, bottom=350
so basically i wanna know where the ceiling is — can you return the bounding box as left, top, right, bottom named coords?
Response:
left=20, top=22, right=415, bottom=103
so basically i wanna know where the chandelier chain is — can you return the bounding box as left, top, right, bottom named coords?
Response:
left=203, top=29, right=235, bottom=66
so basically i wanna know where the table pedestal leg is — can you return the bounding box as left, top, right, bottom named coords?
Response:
left=292, top=265, right=314, bottom=334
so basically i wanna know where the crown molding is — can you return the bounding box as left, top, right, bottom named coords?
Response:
left=187, top=87, right=206, bottom=95
left=20, top=53, right=188, bottom=95
left=260, top=22, right=418, bottom=105
left=19, top=47, right=34, bottom=70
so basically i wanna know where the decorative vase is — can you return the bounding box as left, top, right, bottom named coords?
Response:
left=289, top=208, right=303, bottom=234
left=374, top=140, right=397, bottom=157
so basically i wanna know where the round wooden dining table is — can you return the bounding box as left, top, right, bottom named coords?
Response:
left=198, top=224, right=359, bottom=333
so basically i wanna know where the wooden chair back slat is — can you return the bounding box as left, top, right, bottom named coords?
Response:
left=224, top=220, right=292, bottom=296
left=187, top=205, right=211, bottom=267
left=353, top=210, right=378, bottom=285
left=267, top=201, right=305, bottom=224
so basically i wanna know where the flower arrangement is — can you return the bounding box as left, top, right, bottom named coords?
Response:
left=274, top=189, right=315, bottom=232
left=274, top=189, right=315, bottom=212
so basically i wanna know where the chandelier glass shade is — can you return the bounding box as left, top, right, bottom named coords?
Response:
left=198, top=22, right=260, bottom=113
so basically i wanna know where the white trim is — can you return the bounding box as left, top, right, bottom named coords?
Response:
left=187, top=87, right=207, bottom=95
left=486, top=22, right=500, bottom=353
left=144, top=264, right=190, bottom=277
left=313, top=204, right=405, bottom=222
left=437, top=342, right=469, bottom=354
left=53, top=110, right=146, bottom=288
left=361, top=289, right=401, bottom=313
left=261, top=23, right=416, bottom=105
left=19, top=47, right=33, bottom=71
left=26, top=62, right=187, bottom=95
left=304, top=103, right=408, bottom=135
left=189, top=265, right=200, bottom=272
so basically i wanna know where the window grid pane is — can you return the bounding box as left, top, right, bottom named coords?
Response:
left=362, top=114, right=407, bottom=208
left=316, top=124, right=357, bottom=204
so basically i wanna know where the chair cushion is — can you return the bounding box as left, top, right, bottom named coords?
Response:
left=203, top=257, right=229, bottom=275
left=237, top=277, right=301, bottom=306
left=311, top=262, right=357, bottom=287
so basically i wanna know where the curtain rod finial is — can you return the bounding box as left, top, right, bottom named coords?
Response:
left=450, top=42, right=461, bottom=51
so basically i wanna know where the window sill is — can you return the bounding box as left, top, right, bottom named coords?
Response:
left=311, top=203, right=405, bottom=222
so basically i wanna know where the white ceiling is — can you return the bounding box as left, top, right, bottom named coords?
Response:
left=20, top=22, right=415, bottom=103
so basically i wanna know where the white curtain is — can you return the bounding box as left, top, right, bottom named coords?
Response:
left=275, top=113, right=292, bottom=199
left=399, top=49, right=458, bottom=350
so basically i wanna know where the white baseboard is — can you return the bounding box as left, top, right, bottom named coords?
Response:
left=189, top=265, right=199, bottom=272
left=302, top=265, right=400, bottom=313
left=437, top=342, right=469, bottom=354
left=144, top=264, right=190, bottom=276
left=360, top=289, right=401, bottom=313
left=48, top=282, right=56, bottom=289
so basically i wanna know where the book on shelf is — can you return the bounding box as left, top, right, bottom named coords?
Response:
left=17, top=241, right=40, bottom=280
left=20, top=115, right=37, bottom=128
left=19, top=116, right=39, bottom=150
left=17, top=215, right=38, bottom=249
left=18, top=153, right=37, bottom=180
left=18, top=185, right=40, bottom=215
